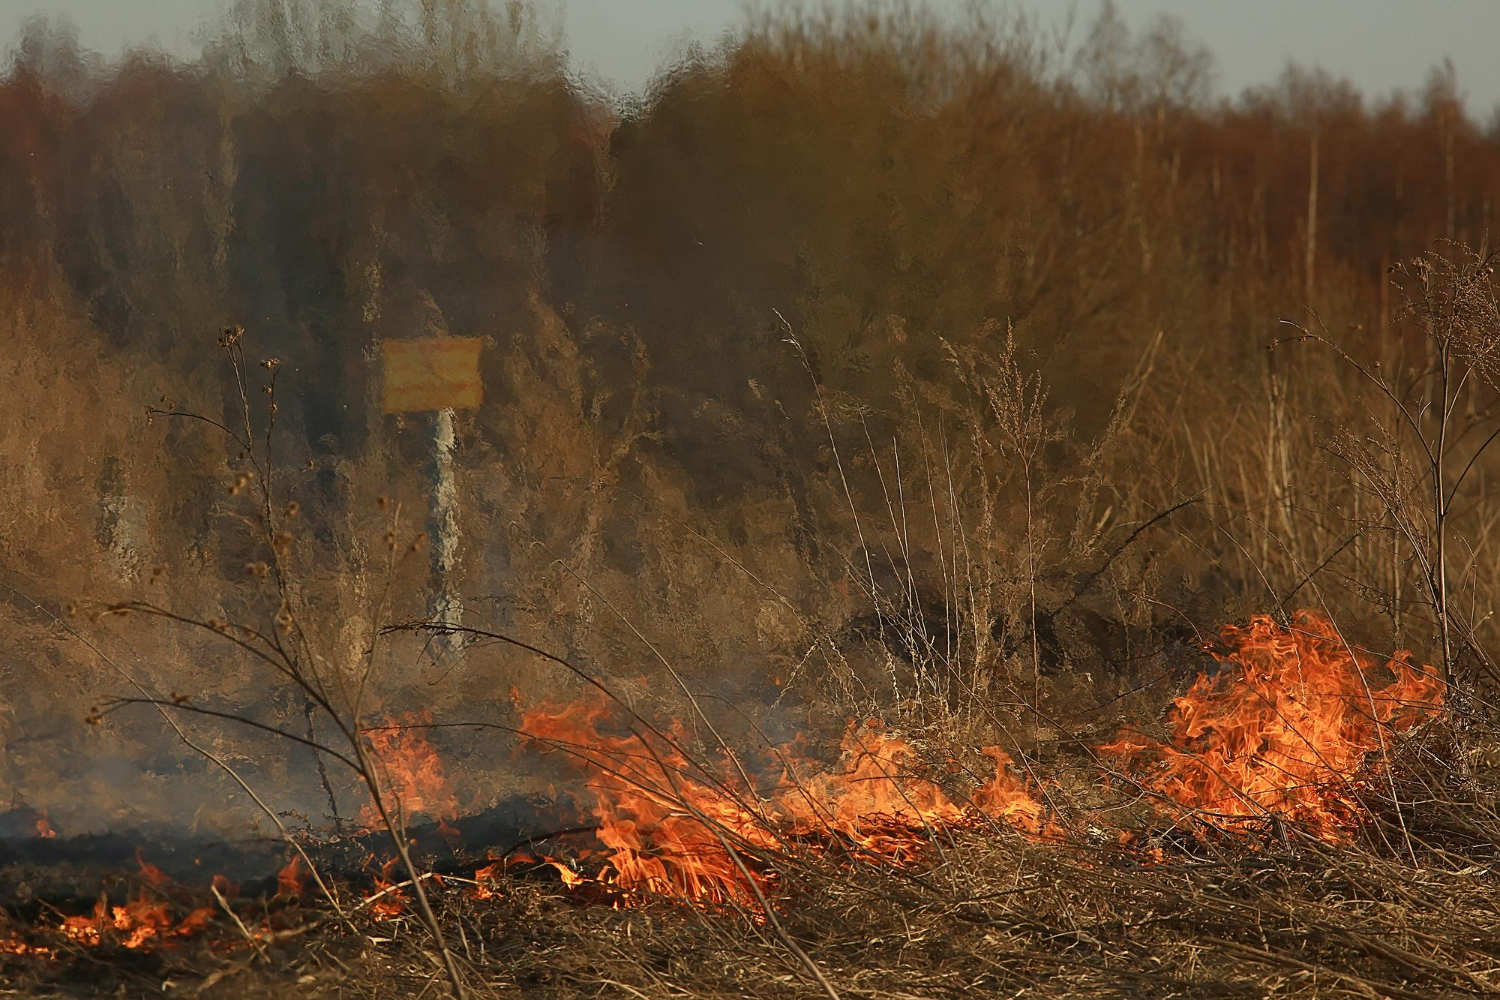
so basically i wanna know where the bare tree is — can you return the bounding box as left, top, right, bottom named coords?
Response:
left=1280, top=244, right=1500, bottom=688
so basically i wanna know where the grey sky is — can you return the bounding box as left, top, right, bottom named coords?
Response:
left=3, top=0, right=1498, bottom=114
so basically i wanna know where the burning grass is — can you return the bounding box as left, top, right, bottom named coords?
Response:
left=513, top=691, right=1049, bottom=910
left=5, top=609, right=1497, bottom=997
left=8, top=819, right=1499, bottom=998
left=1101, top=610, right=1447, bottom=844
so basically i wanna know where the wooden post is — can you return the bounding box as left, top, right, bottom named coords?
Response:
left=382, top=336, right=484, bottom=655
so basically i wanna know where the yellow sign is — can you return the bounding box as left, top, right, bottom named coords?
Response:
left=382, top=337, right=483, bottom=413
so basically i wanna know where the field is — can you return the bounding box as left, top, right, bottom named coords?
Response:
left=2, top=2, right=1500, bottom=997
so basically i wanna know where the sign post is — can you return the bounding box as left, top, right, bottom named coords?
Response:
left=382, top=337, right=483, bottom=647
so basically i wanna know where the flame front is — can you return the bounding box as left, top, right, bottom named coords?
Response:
left=519, top=694, right=1047, bottom=908
left=1, top=610, right=1448, bottom=958
left=1100, top=610, right=1444, bottom=842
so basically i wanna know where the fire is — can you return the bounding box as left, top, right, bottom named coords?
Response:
left=1100, top=610, right=1444, bottom=842
left=136, top=848, right=169, bottom=888
left=277, top=854, right=307, bottom=897
left=470, top=862, right=504, bottom=899
left=1, top=890, right=217, bottom=957
left=365, top=857, right=406, bottom=919
left=0, top=846, right=252, bottom=959
left=34, top=812, right=56, bottom=839
left=972, top=745, right=1048, bottom=834
left=212, top=874, right=239, bottom=901
left=518, top=693, right=1047, bottom=908
left=360, top=711, right=459, bottom=828
left=1, top=609, right=1449, bottom=960
left=438, top=817, right=463, bottom=847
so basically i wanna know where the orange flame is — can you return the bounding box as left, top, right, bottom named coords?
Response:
left=34, top=812, right=56, bottom=839
left=276, top=854, right=307, bottom=897
left=360, top=712, right=460, bottom=829
left=0, top=852, right=279, bottom=957
left=471, top=861, right=504, bottom=899
left=437, top=817, right=463, bottom=848
left=136, top=849, right=170, bottom=888
left=19, top=888, right=217, bottom=954
left=212, top=874, right=239, bottom=901
left=1099, top=610, right=1444, bottom=842
left=365, top=857, right=406, bottom=919
left=518, top=693, right=1047, bottom=908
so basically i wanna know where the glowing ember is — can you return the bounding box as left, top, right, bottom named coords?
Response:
left=518, top=693, right=1047, bottom=908
left=0, top=850, right=305, bottom=959
left=34, top=813, right=56, bottom=839
left=1100, top=610, right=1444, bottom=842
left=60, top=902, right=105, bottom=948
left=0, top=934, right=49, bottom=956
left=360, top=711, right=459, bottom=828
left=0, top=889, right=221, bottom=957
